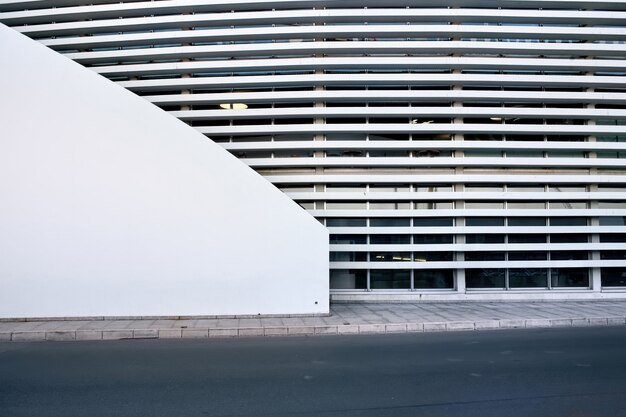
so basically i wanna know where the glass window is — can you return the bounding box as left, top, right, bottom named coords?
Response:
left=326, top=202, right=367, bottom=210
left=413, top=252, right=453, bottom=262
left=508, top=201, right=545, bottom=209
left=370, top=235, right=411, bottom=245
left=599, top=217, right=626, bottom=226
left=466, top=217, right=504, bottom=226
left=370, top=252, right=412, bottom=262
left=330, top=269, right=367, bottom=289
left=466, top=269, right=506, bottom=288
left=465, top=252, right=506, bottom=261
left=413, top=269, right=453, bottom=289
left=370, top=270, right=411, bottom=289
left=370, top=202, right=412, bottom=210
left=550, top=234, right=587, bottom=243
left=415, top=201, right=454, bottom=209
left=326, top=218, right=366, bottom=227
left=414, top=234, right=454, bottom=244
left=330, top=234, right=366, bottom=244
left=330, top=252, right=367, bottom=262
left=551, top=268, right=589, bottom=288
left=508, top=251, right=548, bottom=261
left=465, top=201, right=505, bottom=209
left=508, top=234, right=546, bottom=244
left=600, top=234, right=626, bottom=242
left=551, top=251, right=588, bottom=260
left=602, top=267, right=626, bottom=287
left=600, top=251, right=626, bottom=260
left=508, top=217, right=546, bottom=226
left=466, top=234, right=505, bottom=244
left=549, top=201, right=587, bottom=209
left=414, top=217, right=453, bottom=226
left=550, top=217, right=587, bottom=226
left=509, top=268, right=548, bottom=288
left=370, top=218, right=410, bottom=227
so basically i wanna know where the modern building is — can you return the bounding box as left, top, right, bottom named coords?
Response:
left=2, top=0, right=626, bottom=304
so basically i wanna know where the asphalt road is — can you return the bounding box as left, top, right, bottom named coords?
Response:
left=1, top=327, right=626, bottom=417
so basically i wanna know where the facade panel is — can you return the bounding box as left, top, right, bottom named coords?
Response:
left=3, top=0, right=626, bottom=301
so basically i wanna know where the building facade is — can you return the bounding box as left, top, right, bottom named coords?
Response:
left=2, top=0, right=626, bottom=301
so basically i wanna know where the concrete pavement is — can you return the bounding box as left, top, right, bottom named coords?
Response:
left=1, top=301, right=626, bottom=342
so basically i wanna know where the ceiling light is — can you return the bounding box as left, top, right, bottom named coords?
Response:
left=219, top=103, right=248, bottom=110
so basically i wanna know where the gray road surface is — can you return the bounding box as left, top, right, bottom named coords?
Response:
left=1, top=327, right=626, bottom=417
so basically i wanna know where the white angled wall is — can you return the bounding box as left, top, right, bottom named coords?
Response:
left=0, top=24, right=329, bottom=318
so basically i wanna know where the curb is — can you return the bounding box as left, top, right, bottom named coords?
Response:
left=1, top=316, right=625, bottom=342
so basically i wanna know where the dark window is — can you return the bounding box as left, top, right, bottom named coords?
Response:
left=551, top=268, right=589, bottom=288
left=466, top=269, right=506, bottom=288
left=509, top=268, right=548, bottom=288
left=414, top=217, right=453, bottom=227
left=466, top=234, right=505, bottom=244
left=330, top=269, right=367, bottom=289
left=550, top=234, right=588, bottom=243
left=370, top=235, right=411, bottom=244
left=370, top=252, right=412, bottom=262
left=600, top=234, right=626, bottom=242
left=602, top=267, right=626, bottom=287
left=550, top=217, right=587, bottom=226
left=599, top=217, right=626, bottom=226
left=370, top=218, right=411, bottom=227
left=600, top=251, right=626, bottom=260
left=551, top=251, right=588, bottom=260
left=508, top=234, right=546, bottom=244
left=508, top=217, right=546, bottom=226
left=508, top=251, right=548, bottom=261
left=330, top=234, right=366, bottom=244
left=466, top=217, right=504, bottom=226
left=414, top=234, right=454, bottom=244
left=370, top=270, right=411, bottom=289
left=413, top=252, right=453, bottom=262
left=464, top=252, right=506, bottom=261
left=326, top=218, right=366, bottom=227
left=413, top=269, right=454, bottom=289
left=330, top=252, right=367, bottom=262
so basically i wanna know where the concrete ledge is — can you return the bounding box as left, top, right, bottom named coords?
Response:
left=182, top=329, right=208, bottom=339
left=288, top=326, right=315, bottom=336
left=385, top=323, right=407, bottom=333
left=102, top=330, right=133, bottom=340
left=423, top=322, right=447, bottom=332
left=337, top=325, right=359, bottom=335
left=158, top=329, right=182, bottom=339
left=406, top=323, right=424, bottom=332
left=76, top=330, right=102, bottom=341
left=314, top=326, right=338, bottom=335
left=133, top=329, right=158, bottom=339
left=12, top=331, right=46, bottom=342
left=238, top=328, right=265, bottom=337
left=475, top=320, right=500, bottom=330
left=525, top=319, right=552, bottom=328
left=446, top=321, right=475, bottom=331
left=358, top=324, right=386, bottom=334
left=499, top=320, right=526, bottom=329
left=46, top=331, right=76, bottom=342
left=264, top=327, right=289, bottom=337
left=209, top=329, right=238, bottom=338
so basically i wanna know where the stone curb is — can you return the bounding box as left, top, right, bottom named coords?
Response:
left=1, top=317, right=623, bottom=343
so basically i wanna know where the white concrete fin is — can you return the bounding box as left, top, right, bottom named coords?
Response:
left=0, top=24, right=329, bottom=318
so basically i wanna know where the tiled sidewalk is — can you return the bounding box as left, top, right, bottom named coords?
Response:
left=2, top=301, right=626, bottom=342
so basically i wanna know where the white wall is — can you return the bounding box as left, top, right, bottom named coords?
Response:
left=0, top=24, right=329, bottom=318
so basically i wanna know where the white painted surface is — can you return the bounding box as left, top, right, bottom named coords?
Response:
left=0, top=24, right=329, bottom=318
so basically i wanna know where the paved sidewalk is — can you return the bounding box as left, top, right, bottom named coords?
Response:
left=2, top=301, right=626, bottom=342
